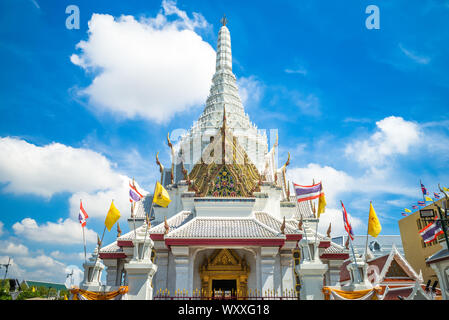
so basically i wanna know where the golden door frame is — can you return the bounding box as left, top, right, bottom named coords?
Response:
left=199, top=249, right=250, bottom=298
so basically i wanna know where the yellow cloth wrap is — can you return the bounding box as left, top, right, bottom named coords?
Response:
left=322, top=286, right=385, bottom=300
left=70, top=286, right=128, bottom=300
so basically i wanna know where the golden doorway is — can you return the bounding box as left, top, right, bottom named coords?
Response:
left=199, top=249, right=249, bottom=299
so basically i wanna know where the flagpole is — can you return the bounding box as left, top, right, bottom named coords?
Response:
left=82, top=226, right=87, bottom=264
left=348, top=234, right=362, bottom=283
left=293, top=182, right=313, bottom=261
left=312, top=179, right=320, bottom=261
left=341, top=200, right=361, bottom=283
left=131, top=178, right=137, bottom=241
left=420, top=179, right=426, bottom=202
left=140, top=183, right=157, bottom=260
left=89, top=225, right=107, bottom=283
left=81, top=199, right=87, bottom=264
left=364, top=201, right=371, bottom=262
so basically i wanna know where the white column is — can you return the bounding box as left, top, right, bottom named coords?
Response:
left=103, top=259, right=118, bottom=286
left=296, top=223, right=328, bottom=300
left=260, top=247, right=278, bottom=297
left=154, top=251, right=169, bottom=292
left=172, top=246, right=190, bottom=293
left=280, top=249, right=294, bottom=295
left=80, top=248, right=105, bottom=291
left=124, top=223, right=158, bottom=300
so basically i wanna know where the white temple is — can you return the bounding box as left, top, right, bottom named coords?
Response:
left=75, top=19, right=434, bottom=301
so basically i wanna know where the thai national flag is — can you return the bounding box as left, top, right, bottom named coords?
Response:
left=129, top=182, right=144, bottom=203
left=419, top=219, right=444, bottom=244
left=341, top=201, right=354, bottom=240
left=421, top=183, right=428, bottom=195
left=412, top=205, right=419, bottom=210
left=434, top=193, right=440, bottom=200
left=293, top=182, right=323, bottom=202
left=79, top=201, right=88, bottom=228
left=418, top=201, right=426, bottom=207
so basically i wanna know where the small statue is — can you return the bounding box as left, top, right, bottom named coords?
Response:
left=164, top=216, right=170, bottom=234
left=298, top=218, right=303, bottom=231
left=280, top=217, right=286, bottom=235
left=326, top=222, right=332, bottom=238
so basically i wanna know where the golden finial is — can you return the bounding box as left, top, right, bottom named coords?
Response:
left=326, top=222, right=332, bottom=238
left=284, top=152, right=290, bottom=168
left=280, top=216, right=286, bottom=234
left=345, top=236, right=350, bottom=249
left=97, top=234, right=101, bottom=247
left=167, top=133, right=174, bottom=184
left=156, top=152, right=164, bottom=183
left=220, top=14, right=228, bottom=26
left=117, top=222, right=122, bottom=238
left=146, top=214, right=151, bottom=229
left=164, top=216, right=170, bottom=234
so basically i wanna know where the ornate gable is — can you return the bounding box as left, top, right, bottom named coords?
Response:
left=183, top=108, right=261, bottom=197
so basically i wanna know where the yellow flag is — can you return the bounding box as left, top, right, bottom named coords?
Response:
left=404, top=208, right=411, bottom=213
left=105, top=201, right=121, bottom=231
left=153, top=182, right=171, bottom=207
left=317, top=193, right=326, bottom=218
left=443, top=187, right=449, bottom=192
left=425, top=196, right=433, bottom=202
left=368, top=202, right=381, bottom=238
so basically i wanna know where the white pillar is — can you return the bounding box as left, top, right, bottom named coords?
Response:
left=296, top=223, right=328, bottom=300
left=171, top=246, right=190, bottom=293
left=154, top=250, right=169, bottom=293
left=80, top=248, right=105, bottom=291
left=280, top=249, right=294, bottom=295
left=260, top=247, right=278, bottom=297
left=124, top=223, right=158, bottom=300
left=103, top=259, right=118, bottom=286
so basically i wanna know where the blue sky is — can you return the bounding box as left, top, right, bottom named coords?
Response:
left=0, top=0, right=448, bottom=283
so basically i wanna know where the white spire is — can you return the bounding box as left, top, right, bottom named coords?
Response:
left=216, top=25, right=232, bottom=72
left=179, top=17, right=268, bottom=172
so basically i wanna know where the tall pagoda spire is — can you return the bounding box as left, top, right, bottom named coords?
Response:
left=216, top=16, right=232, bottom=73
left=179, top=16, right=269, bottom=172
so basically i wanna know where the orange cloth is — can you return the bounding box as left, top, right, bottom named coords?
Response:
left=70, top=286, right=128, bottom=300
left=323, top=286, right=385, bottom=300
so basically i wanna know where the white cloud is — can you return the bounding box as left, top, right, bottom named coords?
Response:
left=12, top=218, right=98, bottom=245
left=68, top=174, right=148, bottom=221
left=0, top=241, right=29, bottom=256
left=316, top=208, right=363, bottom=237
left=64, top=265, right=84, bottom=288
left=50, top=251, right=84, bottom=262
left=288, top=163, right=354, bottom=208
left=71, top=1, right=215, bottom=123
left=292, top=92, right=321, bottom=116
left=0, top=137, right=124, bottom=198
left=237, top=76, right=264, bottom=108
left=398, top=43, right=431, bottom=65
left=285, top=68, right=307, bottom=75
left=345, top=116, right=420, bottom=167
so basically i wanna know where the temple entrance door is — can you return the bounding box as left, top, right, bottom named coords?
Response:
left=199, top=249, right=250, bottom=299
left=212, top=279, right=237, bottom=299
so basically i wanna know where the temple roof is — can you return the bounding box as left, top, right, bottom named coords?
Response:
left=253, top=212, right=299, bottom=236
left=164, top=217, right=285, bottom=240
left=340, top=245, right=420, bottom=284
